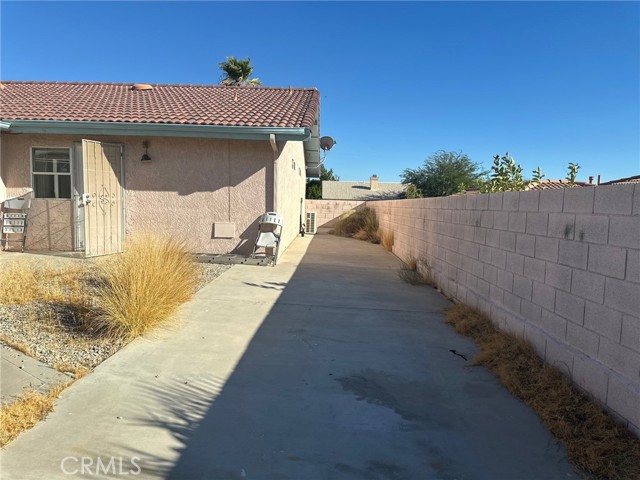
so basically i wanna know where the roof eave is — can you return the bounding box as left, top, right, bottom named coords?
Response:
left=303, top=109, right=321, bottom=178
left=0, top=121, right=11, bottom=129
left=2, top=120, right=310, bottom=141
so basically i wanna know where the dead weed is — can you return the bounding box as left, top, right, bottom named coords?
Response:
left=380, top=229, right=394, bottom=251
left=0, top=334, right=34, bottom=358
left=333, top=208, right=380, bottom=244
left=0, top=383, right=70, bottom=447
left=398, top=256, right=434, bottom=286
left=445, top=304, right=640, bottom=480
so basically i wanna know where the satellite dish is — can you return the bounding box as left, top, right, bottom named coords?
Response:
left=320, top=136, right=336, bottom=151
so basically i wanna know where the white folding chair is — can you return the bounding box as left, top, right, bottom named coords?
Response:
left=251, top=212, right=284, bottom=265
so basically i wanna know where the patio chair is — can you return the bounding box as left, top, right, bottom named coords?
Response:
left=251, top=212, right=283, bottom=266
left=1, top=192, right=33, bottom=252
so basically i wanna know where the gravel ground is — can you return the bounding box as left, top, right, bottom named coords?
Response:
left=195, top=263, right=232, bottom=290
left=0, top=261, right=231, bottom=370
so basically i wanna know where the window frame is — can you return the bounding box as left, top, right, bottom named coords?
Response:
left=30, top=146, right=73, bottom=199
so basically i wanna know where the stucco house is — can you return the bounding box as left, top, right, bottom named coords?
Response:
left=0, top=81, right=322, bottom=257
left=598, top=174, right=640, bottom=185
left=322, top=175, right=406, bottom=200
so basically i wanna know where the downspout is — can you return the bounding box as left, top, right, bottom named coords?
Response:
left=227, top=139, right=232, bottom=222
left=270, top=134, right=278, bottom=212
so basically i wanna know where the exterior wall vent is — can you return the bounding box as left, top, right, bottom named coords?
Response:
left=305, top=212, right=317, bottom=234
left=131, top=84, right=153, bottom=91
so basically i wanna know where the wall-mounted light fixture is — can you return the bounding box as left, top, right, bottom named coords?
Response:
left=141, top=140, right=151, bottom=162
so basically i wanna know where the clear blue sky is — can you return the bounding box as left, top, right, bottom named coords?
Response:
left=1, top=1, right=638, bottom=183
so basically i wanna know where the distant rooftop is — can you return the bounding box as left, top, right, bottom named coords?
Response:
left=524, top=179, right=598, bottom=191
left=322, top=175, right=406, bottom=200
left=598, top=175, right=640, bottom=186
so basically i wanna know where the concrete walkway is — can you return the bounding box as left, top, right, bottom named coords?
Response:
left=1, top=345, right=71, bottom=404
left=0, top=234, right=578, bottom=479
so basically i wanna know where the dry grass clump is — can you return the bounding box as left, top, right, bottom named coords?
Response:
left=446, top=304, right=640, bottom=480
left=53, top=363, right=90, bottom=379
left=398, top=257, right=434, bottom=286
left=0, top=334, right=34, bottom=357
left=380, top=229, right=394, bottom=251
left=333, top=208, right=380, bottom=244
left=0, top=259, right=88, bottom=307
left=0, top=383, right=70, bottom=447
left=0, top=259, right=94, bottom=338
left=0, top=236, right=199, bottom=341
left=89, top=235, right=199, bottom=340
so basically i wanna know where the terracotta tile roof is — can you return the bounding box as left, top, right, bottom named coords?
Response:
left=525, top=179, right=595, bottom=191
left=0, top=81, right=320, bottom=128
left=599, top=175, right=640, bottom=185
left=322, top=181, right=406, bottom=200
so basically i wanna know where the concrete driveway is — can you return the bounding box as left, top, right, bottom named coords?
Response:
left=0, top=233, right=578, bottom=479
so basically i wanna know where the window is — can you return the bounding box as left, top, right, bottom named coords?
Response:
left=32, top=148, right=72, bottom=199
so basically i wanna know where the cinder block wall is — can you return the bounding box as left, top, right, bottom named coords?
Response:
left=305, top=200, right=364, bottom=228
left=368, top=185, right=640, bottom=436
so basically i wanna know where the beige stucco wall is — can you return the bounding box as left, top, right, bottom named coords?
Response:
left=0, top=200, right=73, bottom=251
left=275, top=141, right=306, bottom=255
left=2, top=132, right=66, bottom=200
left=0, top=133, right=6, bottom=203
left=0, top=132, right=298, bottom=254
left=0, top=170, right=5, bottom=203
left=24, top=200, right=73, bottom=251
left=124, top=136, right=274, bottom=254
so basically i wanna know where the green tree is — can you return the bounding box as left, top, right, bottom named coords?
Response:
left=481, top=153, right=526, bottom=192
left=218, top=56, right=261, bottom=86
left=401, top=151, right=484, bottom=197
left=532, top=166, right=545, bottom=183
left=566, top=162, right=580, bottom=186
left=306, top=165, right=339, bottom=199
left=403, top=184, right=422, bottom=199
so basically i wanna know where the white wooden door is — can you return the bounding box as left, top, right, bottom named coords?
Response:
left=82, top=140, right=124, bottom=257
left=72, top=143, right=85, bottom=251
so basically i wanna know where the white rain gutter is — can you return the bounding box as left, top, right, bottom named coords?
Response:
left=2, top=120, right=310, bottom=141
left=270, top=133, right=279, bottom=213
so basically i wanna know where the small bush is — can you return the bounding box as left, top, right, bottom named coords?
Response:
left=446, top=304, right=640, bottom=480
left=380, top=229, right=394, bottom=251
left=398, top=256, right=433, bottom=286
left=89, top=235, right=199, bottom=340
left=333, top=208, right=380, bottom=243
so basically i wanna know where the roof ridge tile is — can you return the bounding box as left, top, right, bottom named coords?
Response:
left=0, top=80, right=317, bottom=91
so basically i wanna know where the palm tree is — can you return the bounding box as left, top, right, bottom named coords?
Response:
left=218, top=56, right=261, bottom=86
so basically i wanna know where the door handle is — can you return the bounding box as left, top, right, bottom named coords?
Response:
left=79, top=193, right=92, bottom=207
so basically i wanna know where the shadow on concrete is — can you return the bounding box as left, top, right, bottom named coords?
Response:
left=92, top=375, right=227, bottom=479
left=116, top=234, right=578, bottom=479
left=242, top=281, right=287, bottom=291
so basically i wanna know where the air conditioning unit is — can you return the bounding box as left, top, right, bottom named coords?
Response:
left=305, top=212, right=317, bottom=234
